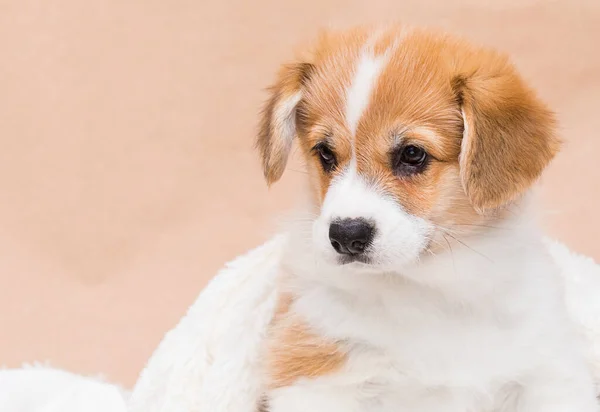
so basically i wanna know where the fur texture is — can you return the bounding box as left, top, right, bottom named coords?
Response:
left=0, top=366, right=128, bottom=412
left=128, top=235, right=286, bottom=412
left=122, top=236, right=600, bottom=412
left=9, top=236, right=591, bottom=412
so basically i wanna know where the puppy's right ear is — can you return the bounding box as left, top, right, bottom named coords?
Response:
left=257, top=62, right=313, bottom=185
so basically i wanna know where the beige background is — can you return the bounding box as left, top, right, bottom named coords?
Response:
left=0, top=0, right=598, bottom=388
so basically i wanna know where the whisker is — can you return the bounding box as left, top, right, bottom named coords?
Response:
left=443, top=232, right=494, bottom=263
left=442, top=234, right=457, bottom=277
left=448, top=223, right=511, bottom=231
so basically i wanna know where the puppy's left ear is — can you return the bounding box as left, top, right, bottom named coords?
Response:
left=454, top=51, right=561, bottom=211
left=256, top=62, right=313, bottom=186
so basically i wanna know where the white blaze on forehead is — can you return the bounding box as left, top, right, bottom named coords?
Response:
left=344, top=52, right=386, bottom=137
left=344, top=28, right=404, bottom=140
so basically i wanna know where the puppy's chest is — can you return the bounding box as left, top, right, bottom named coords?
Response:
left=331, top=308, right=517, bottom=388
left=266, top=290, right=525, bottom=394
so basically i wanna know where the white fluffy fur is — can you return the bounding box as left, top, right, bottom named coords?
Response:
left=0, top=366, right=128, bottom=412
left=272, top=203, right=600, bottom=411
left=130, top=233, right=600, bottom=412
left=127, top=235, right=286, bottom=412
left=3, top=236, right=600, bottom=411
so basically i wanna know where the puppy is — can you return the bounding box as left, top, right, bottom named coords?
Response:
left=256, top=25, right=598, bottom=412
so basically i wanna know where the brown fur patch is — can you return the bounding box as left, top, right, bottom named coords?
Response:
left=452, top=51, right=560, bottom=210
left=265, top=294, right=347, bottom=389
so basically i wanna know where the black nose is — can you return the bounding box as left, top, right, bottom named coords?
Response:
left=329, top=218, right=375, bottom=256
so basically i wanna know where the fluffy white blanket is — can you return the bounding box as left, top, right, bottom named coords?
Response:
left=2, top=235, right=599, bottom=412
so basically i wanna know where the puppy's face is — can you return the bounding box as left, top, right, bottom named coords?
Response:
left=258, top=26, right=559, bottom=272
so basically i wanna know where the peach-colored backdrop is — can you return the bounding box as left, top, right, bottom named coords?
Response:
left=0, top=0, right=598, bottom=388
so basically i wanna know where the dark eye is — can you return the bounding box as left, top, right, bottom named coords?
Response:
left=393, top=145, right=429, bottom=176
left=313, top=143, right=337, bottom=172
left=400, top=145, right=427, bottom=165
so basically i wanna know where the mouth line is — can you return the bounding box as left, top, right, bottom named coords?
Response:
left=337, top=254, right=372, bottom=265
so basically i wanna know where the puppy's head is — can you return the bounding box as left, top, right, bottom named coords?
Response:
left=257, top=26, right=559, bottom=271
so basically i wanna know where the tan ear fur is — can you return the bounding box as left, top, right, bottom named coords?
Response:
left=454, top=51, right=561, bottom=211
left=256, top=62, right=313, bottom=185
